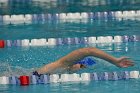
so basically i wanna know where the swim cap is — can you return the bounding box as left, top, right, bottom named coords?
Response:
left=75, top=57, right=96, bottom=66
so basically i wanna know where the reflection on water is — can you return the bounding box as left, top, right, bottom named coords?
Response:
left=0, top=0, right=140, bottom=14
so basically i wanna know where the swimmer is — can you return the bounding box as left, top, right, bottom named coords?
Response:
left=33, top=47, right=134, bottom=76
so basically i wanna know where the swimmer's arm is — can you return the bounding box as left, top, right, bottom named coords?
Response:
left=83, top=47, right=134, bottom=67
left=37, top=47, right=134, bottom=74
left=37, top=60, right=63, bottom=74
left=58, top=47, right=134, bottom=68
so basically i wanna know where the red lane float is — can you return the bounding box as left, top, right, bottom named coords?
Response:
left=19, top=76, right=30, bottom=86
left=0, top=40, right=5, bottom=48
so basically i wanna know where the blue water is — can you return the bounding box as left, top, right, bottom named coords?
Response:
left=0, top=0, right=140, bottom=93
left=0, top=19, right=140, bottom=40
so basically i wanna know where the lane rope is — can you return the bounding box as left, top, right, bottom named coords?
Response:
left=0, top=35, right=139, bottom=48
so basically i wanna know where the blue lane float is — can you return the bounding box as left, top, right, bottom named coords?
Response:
left=3, top=35, right=140, bottom=47
left=0, top=70, right=140, bottom=85
left=30, top=75, right=49, bottom=84
left=9, top=76, right=19, bottom=84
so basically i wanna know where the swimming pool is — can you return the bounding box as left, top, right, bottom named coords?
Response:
left=0, top=0, right=140, bottom=93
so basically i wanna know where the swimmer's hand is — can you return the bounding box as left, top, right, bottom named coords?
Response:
left=114, top=57, right=134, bottom=68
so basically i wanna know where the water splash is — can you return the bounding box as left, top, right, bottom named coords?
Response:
left=0, top=62, right=35, bottom=77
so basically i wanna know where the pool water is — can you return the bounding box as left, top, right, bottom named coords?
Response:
left=0, top=0, right=140, bottom=93
left=0, top=19, right=140, bottom=40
